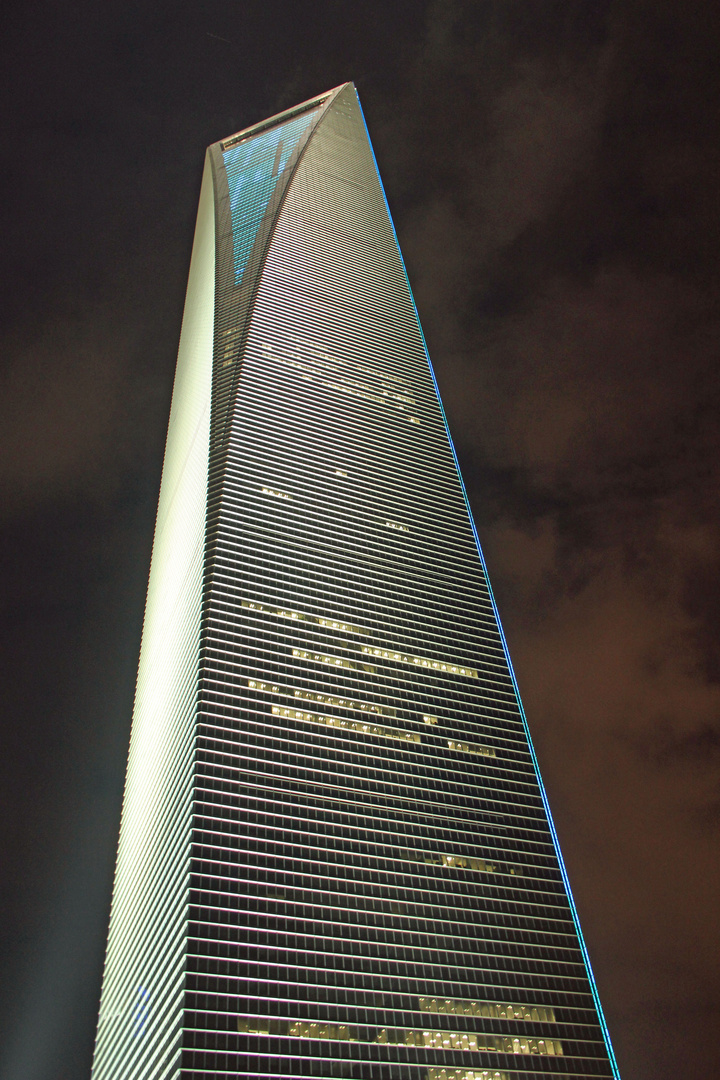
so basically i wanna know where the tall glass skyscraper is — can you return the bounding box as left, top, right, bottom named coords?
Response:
left=92, top=83, right=620, bottom=1080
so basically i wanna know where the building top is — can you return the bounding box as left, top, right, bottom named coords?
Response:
left=217, top=82, right=350, bottom=152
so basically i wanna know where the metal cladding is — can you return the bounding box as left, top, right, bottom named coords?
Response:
left=92, top=83, right=620, bottom=1080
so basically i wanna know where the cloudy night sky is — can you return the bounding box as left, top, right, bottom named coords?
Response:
left=1, top=1, right=719, bottom=1078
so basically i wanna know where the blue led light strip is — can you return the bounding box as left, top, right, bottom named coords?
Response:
left=355, top=88, right=622, bottom=1080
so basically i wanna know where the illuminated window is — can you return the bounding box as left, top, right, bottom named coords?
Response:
left=359, top=364, right=409, bottom=386
left=316, top=616, right=368, bottom=635
left=329, top=372, right=396, bottom=397
left=377, top=1028, right=562, bottom=1055
left=272, top=699, right=418, bottom=743
left=364, top=364, right=410, bottom=386
left=419, top=997, right=555, bottom=1024
left=262, top=346, right=419, bottom=417
left=292, top=687, right=396, bottom=717
left=289, top=1021, right=356, bottom=1041
left=238, top=1018, right=272, bottom=1034
left=292, top=648, right=376, bottom=673
left=423, top=714, right=438, bottom=725
left=335, top=469, right=348, bottom=477
left=448, top=739, right=496, bottom=759
left=272, top=705, right=419, bottom=743
left=247, top=677, right=396, bottom=717
left=403, top=849, right=496, bottom=873
left=382, top=389, right=415, bottom=404
left=242, top=599, right=369, bottom=634
left=271, top=604, right=302, bottom=620
left=247, top=678, right=280, bottom=694
left=237, top=1018, right=559, bottom=1057
left=410, top=415, right=421, bottom=424
left=385, top=520, right=410, bottom=532
left=238, top=1018, right=355, bottom=1040
left=243, top=598, right=307, bottom=619
left=261, top=486, right=292, bottom=500
left=274, top=340, right=415, bottom=403
left=428, top=1071, right=509, bottom=1080
left=325, top=378, right=410, bottom=411
left=264, top=352, right=315, bottom=376
left=361, top=645, right=478, bottom=679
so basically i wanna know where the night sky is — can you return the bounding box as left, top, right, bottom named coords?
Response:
left=1, top=2, right=719, bottom=1078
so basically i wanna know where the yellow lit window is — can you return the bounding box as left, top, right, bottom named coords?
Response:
left=385, top=520, right=409, bottom=532
left=247, top=678, right=280, bottom=694
left=403, top=849, right=495, bottom=873
left=316, top=616, right=369, bottom=635
left=246, top=678, right=395, bottom=717
left=409, top=416, right=421, bottom=424
left=334, top=469, right=348, bottom=477
left=238, top=1019, right=271, bottom=1034
left=264, top=338, right=412, bottom=393
left=423, top=714, right=438, bottom=725
left=448, top=739, right=496, bottom=759
left=292, top=687, right=395, bottom=717
left=357, top=361, right=410, bottom=388
left=241, top=600, right=369, bottom=634
left=378, top=1028, right=562, bottom=1055
left=238, top=1018, right=356, bottom=1041
left=272, top=705, right=420, bottom=743
left=288, top=1021, right=356, bottom=1041
left=263, top=346, right=414, bottom=414
left=242, top=598, right=306, bottom=619
left=237, top=1017, right=558, bottom=1060
left=292, top=648, right=375, bottom=673
left=361, top=645, right=478, bottom=679
left=419, top=997, right=556, bottom=1024
left=382, top=389, right=415, bottom=404
left=325, top=379, right=407, bottom=410
left=427, top=1071, right=510, bottom=1080
left=261, top=486, right=292, bottom=500
left=262, top=350, right=316, bottom=376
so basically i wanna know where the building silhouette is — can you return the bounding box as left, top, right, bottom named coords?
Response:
left=92, top=82, right=620, bottom=1080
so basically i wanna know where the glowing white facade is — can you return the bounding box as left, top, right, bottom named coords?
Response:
left=92, top=83, right=619, bottom=1080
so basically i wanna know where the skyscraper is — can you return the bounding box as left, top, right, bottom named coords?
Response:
left=92, top=82, right=620, bottom=1080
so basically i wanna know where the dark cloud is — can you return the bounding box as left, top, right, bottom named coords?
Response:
left=1, top=1, right=719, bottom=1077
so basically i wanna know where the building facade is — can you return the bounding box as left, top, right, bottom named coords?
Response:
left=92, top=83, right=620, bottom=1080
